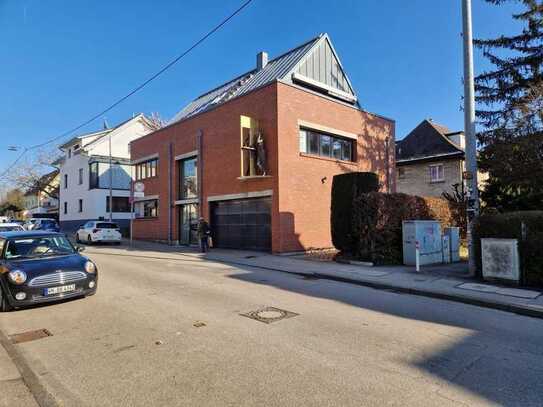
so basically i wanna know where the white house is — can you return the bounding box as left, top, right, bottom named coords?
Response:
left=57, top=114, right=158, bottom=232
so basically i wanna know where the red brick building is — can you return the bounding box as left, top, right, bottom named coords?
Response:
left=130, top=33, right=395, bottom=253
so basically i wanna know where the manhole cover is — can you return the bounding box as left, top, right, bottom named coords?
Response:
left=10, top=329, right=52, bottom=344
left=240, top=307, right=299, bottom=324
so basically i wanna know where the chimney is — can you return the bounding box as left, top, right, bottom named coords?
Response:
left=257, top=51, right=268, bottom=70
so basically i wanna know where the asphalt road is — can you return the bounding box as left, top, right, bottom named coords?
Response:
left=1, top=247, right=543, bottom=407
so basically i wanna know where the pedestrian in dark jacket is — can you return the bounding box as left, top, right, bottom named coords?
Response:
left=197, top=217, right=211, bottom=253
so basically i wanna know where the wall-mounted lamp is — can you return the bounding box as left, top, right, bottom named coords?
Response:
left=321, top=176, right=327, bottom=184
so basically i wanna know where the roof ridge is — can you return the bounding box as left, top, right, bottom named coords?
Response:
left=182, top=33, right=324, bottom=104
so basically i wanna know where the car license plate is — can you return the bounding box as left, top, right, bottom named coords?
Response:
left=44, top=284, right=76, bottom=296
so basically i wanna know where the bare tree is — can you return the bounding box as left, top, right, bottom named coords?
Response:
left=148, top=112, right=167, bottom=130
left=7, top=147, right=61, bottom=200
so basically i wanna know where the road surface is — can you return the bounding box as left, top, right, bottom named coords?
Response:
left=1, top=246, right=542, bottom=406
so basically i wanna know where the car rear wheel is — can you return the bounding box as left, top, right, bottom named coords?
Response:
left=0, top=288, right=13, bottom=312
left=87, top=235, right=93, bottom=245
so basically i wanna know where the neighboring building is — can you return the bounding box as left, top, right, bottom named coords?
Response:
left=57, top=114, right=158, bottom=232
left=22, top=170, right=60, bottom=218
left=395, top=119, right=469, bottom=198
left=130, top=33, right=395, bottom=253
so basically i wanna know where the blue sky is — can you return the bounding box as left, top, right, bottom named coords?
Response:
left=0, top=0, right=522, bottom=176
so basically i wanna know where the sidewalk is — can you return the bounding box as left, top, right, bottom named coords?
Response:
left=0, top=332, right=39, bottom=407
left=85, top=240, right=543, bottom=319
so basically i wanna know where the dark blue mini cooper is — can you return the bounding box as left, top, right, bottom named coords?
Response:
left=0, top=231, right=97, bottom=311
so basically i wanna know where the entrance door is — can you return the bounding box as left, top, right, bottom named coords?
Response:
left=210, top=197, right=271, bottom=251
left=179, top=204, right=198, bottom=245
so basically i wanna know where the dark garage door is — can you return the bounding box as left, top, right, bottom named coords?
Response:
left=211, top=197, right=271, bottom=251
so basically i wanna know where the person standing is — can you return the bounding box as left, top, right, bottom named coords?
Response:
left=197, top=217, right=211, bottom=253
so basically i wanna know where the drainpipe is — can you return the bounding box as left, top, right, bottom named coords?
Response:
left=197, top=130, right=203, bottom=218
left=168, top=142, right=173, bottom=244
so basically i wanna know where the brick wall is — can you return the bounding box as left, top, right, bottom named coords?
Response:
left=130, top=81, right=395, bottom=253
left=130, top=83, right=278, bottom=246
left=396, top=158, right=463, bottom=197
left=275, top=82, right=395, bottom=252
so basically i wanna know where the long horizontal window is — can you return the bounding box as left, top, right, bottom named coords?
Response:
left=106, top=197, right=131, bottom=213
left=135, top=199, right=158, bottom=218
left=135, top=159, right=158, bottom=180
left=299, top=128, right=354, bottom=162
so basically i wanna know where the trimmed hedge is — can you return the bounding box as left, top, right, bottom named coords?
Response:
left=331, top=172, right=379, bottom=255
left=332, top=190, right=458, bottom=265
left=473, top=211, right=543, bottom=287
left=352, top=192, right=434, bottom=264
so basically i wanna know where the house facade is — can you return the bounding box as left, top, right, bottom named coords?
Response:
left=58, top=114, right=157, bottom=232
left=130, top=34, right=395, bottom=253
left=395, top=119, right=468, bottom=197
left=22, top=170, right=60, bottom=218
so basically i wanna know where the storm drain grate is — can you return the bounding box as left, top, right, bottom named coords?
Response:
left=240, top=307, right=299, bottom=324
left=10, top=329, right=52, bottom=344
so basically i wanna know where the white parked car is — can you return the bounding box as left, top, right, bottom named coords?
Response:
left=76, top=221, right=122, bottom=245
left=0, top=223, right=25, bottom=232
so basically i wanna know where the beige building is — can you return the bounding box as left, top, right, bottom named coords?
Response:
left=23, top=170, right=60, bottom=218
left=395, top=119, right=466, bottom=198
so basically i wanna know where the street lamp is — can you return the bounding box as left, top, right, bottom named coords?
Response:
left=462, top=0, right=480, bottom=276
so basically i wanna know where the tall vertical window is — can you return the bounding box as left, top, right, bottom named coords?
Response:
left=135, top=159, right=158, bottom=180
left=89, top=162, right=99, bottom=189
left=64, top=174, right=68, bottom=189
left=299, top=128, right=354, bottom=162
left=429, top=164, right=445, bottom=183
left=180, top=157, right=198, bottom=199
left=68, top=149, right=72, bottom=159
left=78, top=199, right=83, bottom=212
left=78, top=168, right=83, bottom=185
left=63, top=202, right=67, bottom=214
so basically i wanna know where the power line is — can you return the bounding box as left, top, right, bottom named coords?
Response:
left=0, top=0, right=254, bottom=181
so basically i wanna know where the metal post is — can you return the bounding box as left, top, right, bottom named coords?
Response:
left=415, top=240, right=420, bottom=272
left=108, top=132, right=113, bottom=222
left=462, top=0, right=480, bottom=276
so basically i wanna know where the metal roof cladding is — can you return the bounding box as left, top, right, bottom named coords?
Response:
left=170, top=33, right=358, bottom=124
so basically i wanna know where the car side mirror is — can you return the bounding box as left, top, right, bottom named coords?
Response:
left=77, top=246, right=85, bottom=253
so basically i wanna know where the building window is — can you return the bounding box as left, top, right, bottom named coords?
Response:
left=78, top=168, right=83, bottom=185
left=89, top=162, right=99, bottom=189
left=135, top=159, right=158, bottom=180
left=299, top=128, right=354, bottom=162
left=179, top=157, right=197, bottom=199
left=64, top=174, right=68, bottom=189
left=106, top=197, right=131, bottom=213
left=429, top=164, right=445, bottom=183
left=63, top=202, right=67, bottom=214
left=68, top=149, right=72, bottom=159
left=240, top=115, right=267, bottom=177
left=135, top=199, right=158, bottom=218
left=78, top=199, right=83, bottom=212
left=397, top=167, right=406, bottom=180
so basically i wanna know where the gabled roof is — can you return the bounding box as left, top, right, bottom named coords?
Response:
left=396, top=119, right=464, bottom=164
left=59, top=114, right=158, bottom=152
left=170, top=33, right=359, bottom=123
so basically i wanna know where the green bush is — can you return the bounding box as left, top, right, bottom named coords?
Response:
left=352, top=192, right=434, bottom=264
left=473, top=211, right=543, bottom=286
left=331, top=172, right=379, bottom=255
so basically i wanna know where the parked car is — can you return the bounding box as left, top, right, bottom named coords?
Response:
left=0, top=223, right=25, bottom=232
left=0, top=231, right=98, bottom=312
left=76, top=221, right=122, bottom=245
left=33, top=219, right=60, bottom=232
